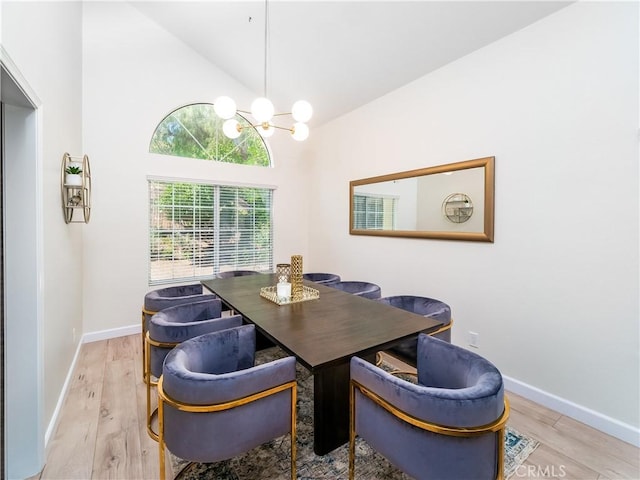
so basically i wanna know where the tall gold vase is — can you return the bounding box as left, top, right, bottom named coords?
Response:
left=290, top=255, right=303, bottom=301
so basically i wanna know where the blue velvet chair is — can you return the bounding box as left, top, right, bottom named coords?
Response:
left=216, top=270, right=261, bottom=278
left=350, top=334, right=509, bottom=480
left=377, top=295, right=452, bottom=366
left=157, top=324, right=297, bottom=480
left=141, top=284, right=208, bottom=383
left=145, top=298, right=242, bottom=441
left=330, top=280, right=381, bottom=299
left=303, top=272, right=341, bottom=285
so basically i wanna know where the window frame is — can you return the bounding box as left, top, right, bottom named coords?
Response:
left=148, top=176, right=275, bottom=285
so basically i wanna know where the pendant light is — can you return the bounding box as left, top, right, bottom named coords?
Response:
left=214, top=0, right=312, bottom=141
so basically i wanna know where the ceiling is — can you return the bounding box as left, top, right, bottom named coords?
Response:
left=130, top=1, right=572, bottom=128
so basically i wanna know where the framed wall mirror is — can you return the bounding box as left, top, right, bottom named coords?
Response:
left=349, top=156, right=494, bottom=242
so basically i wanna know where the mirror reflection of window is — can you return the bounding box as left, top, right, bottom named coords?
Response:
left=353, top=194, right=398, bottom=230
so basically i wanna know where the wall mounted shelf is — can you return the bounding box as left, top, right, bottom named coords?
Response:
left=61, top=152, right=91, bottom=223
left=442, top=193, right=473, bottom=224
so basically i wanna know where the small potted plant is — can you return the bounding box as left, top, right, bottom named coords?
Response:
left=65, top=165, right=83, bottom=186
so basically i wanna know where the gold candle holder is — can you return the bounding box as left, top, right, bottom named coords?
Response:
left=276, top=263, right=291, bottom=284
left=290, top=255, right=303, bottom=301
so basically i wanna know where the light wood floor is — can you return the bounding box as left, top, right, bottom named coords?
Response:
left=30, top=335, right=639, bottom=480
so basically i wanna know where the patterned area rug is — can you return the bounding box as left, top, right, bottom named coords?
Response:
left=172, top=347, right=539, bottom=480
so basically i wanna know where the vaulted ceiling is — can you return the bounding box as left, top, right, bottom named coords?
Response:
left=131, top=1, right=572, bottom=127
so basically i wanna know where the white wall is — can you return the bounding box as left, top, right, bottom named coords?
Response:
left=1, top=0, right=83, bottom=474
left=81, top=2, right=310, bottom=335
left=307, top=1, right=639, bottom=438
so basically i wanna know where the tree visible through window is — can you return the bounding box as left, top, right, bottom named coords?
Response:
left=149, top=103, right=270, bottom=167
left=148, top=103, right=273, bottom=284
left=149, top=180, right=273, bottom=285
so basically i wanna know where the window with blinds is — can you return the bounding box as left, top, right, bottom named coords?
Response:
left=353, top=194, right=398, bottom=230
left=148, top=180, right=273, bottom=285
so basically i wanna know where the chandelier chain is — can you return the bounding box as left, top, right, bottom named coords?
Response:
left=263, top=0, right=269, bottom=98
left=213, top=0, right=312, bottom=141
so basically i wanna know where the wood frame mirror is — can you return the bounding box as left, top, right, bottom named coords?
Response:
left=349, top=156, right=494, bottom=242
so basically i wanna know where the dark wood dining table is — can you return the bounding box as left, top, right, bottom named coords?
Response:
left=202, top=274, right=443, bottom=455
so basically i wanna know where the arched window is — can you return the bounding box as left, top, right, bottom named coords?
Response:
left=149, top=103, right=270, bottom=167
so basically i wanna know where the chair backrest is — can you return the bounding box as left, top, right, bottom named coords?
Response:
left=216, top=270, right=261, bottom=279
left=147, top=298, right=241, bottom=377
left=331, top=281, right=381, bottom=299
left=378, top=295, right=451, bottom=322
left=159, top=324, right=297, bottom=467
left=143, top=283, right=205, bottom=313
left=142, top=284, right=208, bottom=336
left=302, top=273, right=341, bottom=285
left=351, top=334, right=506, bottom=480
left=378, top=295, right=452, bottom=342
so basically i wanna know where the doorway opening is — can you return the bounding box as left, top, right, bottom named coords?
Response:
left=1, top=59, right=44, bottom=479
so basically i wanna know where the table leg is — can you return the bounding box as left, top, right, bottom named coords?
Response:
left=313, top=353, right=375, bottom=455
left=313, top=361, right=350, bottom=455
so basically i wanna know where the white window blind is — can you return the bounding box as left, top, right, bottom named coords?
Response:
left=149, top=180, right=273, bottom=285
left=353, top=194, right=397, bottom=230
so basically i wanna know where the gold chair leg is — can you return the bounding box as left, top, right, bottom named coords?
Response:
left=145, top=332, right=159, bottom=441
left=290, top=384, right=297, bottom=480
left=141, top=311, right=146, bottom=383
left=349, top=380, right=356, bottom=480
left=158, top=388, right=166, bottom=480
left=497, top=422, right=505, bottom=480
left=141, top=307, right=158, bottom=384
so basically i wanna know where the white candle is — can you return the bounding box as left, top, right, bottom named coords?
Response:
left=277, top=282, right=291, bottom=300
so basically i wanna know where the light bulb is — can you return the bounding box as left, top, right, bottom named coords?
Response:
left=258, top=123, right=275, bottom=138
left=291, top=100, right=313, bottom=123
left=251, top=97, right=274, bottom=123
left=214, top=96, right=237, bottom=119
left=222, top=119, right=242, bottom=139
left=291, top=122, right=309, bottom=141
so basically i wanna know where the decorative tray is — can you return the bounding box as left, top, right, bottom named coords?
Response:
left=260, top=285, right=320, bottom=306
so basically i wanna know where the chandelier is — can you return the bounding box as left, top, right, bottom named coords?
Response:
left=214, top=0, right=312, bottom=141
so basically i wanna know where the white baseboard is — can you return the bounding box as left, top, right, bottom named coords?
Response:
left=44, top=337, right=83, bottom=448
left=503, top=375, right=640, bottom=448
left=46, top=326, right=639, bottom=450
left=82, top=323, right=139, bottom=344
